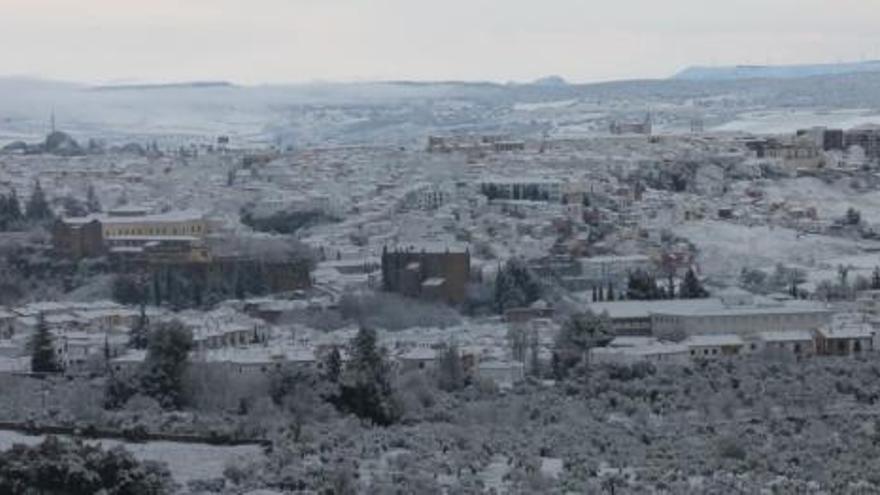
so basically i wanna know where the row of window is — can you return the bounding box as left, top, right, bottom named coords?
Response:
left=107, top=224, right=204, bottom=237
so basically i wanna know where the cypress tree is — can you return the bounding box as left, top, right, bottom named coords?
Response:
left=85, top=183, right=102, bottom=213
left=25, top=180, right=52, bottom=222
left=680, top=268, right=709, bottom=299
left=30, top=313, right=62, bottom=373
left=129, top=303, right=150, bottom=350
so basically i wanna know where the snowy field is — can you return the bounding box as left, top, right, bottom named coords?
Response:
left=0, top=430, right=263, bottom=486
left=672, top=220, right=879, bottom=282
left=760, top=176, right=880, bottom=219
left=714, top=109, right=880, bottom=134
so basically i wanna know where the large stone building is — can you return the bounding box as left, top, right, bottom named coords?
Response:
left=381, top=245, right=470, bottom=304
left=53, top=208, right=209, bottom=261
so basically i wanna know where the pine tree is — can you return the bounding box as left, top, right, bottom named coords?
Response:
left=872, top=266, right=880, bottom=290
left=680, top=268, right=709, bottom=299
left=339, top=327, right=398, bottom=425
left=30, top=313, right=62, bottom=373
left=138, top=320, right=193, bottom=409
left=626, top=269, right=663, bottom=300
left=25, top=180, right=53, bottom=222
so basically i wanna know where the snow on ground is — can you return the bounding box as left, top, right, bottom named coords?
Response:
left=673, top=220, right=876, bottom=282
left=758, top=176, right=880, bottom=220
left=0, top=430, right=263, bottom=485
left=713, top=109, right=880, bottom=134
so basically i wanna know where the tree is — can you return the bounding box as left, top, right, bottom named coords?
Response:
left=25, top=180, right=53, bottom=223
left=338, top=327, right=399, bottom=425
left=679, top=268, right=709, bottom=299
left=139, top=320, right=193, bottom=409
left=129, top=303, right=150, bottom=350
left=112, top=274, right=146, bottom=306
left=494, top=259, right=541, bottom=313
left=86, top=183, right=102, bottom=213
left=626, top=269, right=663, bottom=300
left=435, top=343, right=466, bottom=392
left=323, top=345, right=343, bottom=384
left=0, top=436, right=174, bottom=494
left=61, top=196, right=87, bottom=217
left=845, top=207, right=862, bottom=226
left=552, top=311, right=611, bottom=379
left=872, top=266, right=880, bottom=290
left=30, top=313, right=62, bottom=373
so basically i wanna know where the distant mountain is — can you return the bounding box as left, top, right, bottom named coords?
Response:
left=89, top=81, right=235, bottom=91
left=674, top=60, right=880, bottom=81
left=531, top=75, right=568, bottom=86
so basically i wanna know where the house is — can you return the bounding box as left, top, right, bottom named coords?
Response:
left=755, top=330, right=816, bottom=356
left=815, top=325, right=875, bottom=356
left=580, top=255, right=653, bottom=286
left=684, top=334, right=746, bottom=359
left=476, top=360, right=524, bottom=389
left=590, top=338, right=689, bottom=366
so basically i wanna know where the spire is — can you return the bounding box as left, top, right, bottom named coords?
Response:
left=50, top=108, right=56, bottom=134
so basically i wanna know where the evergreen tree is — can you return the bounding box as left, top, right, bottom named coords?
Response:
left=85, top=183, right=101, bottom=213
left=25, top=180, right=53, bottom=222
left=338, top=327, right=399, bottom=425
left=680, top=268, right=710, bottom=299
left=323, top=345, right=343, bottom=383
left=138, top=320, right=193, bottom=409
left=7, top=189, right=22, bottom=222
left=552, top=311, right=611, bottom=379
left=493, top=259, right=541, bottom=313
left=129, top=303, right=150, bottom=350
left=30, top=313, right=62, bottom=373
left=872, top=266, right=880, bottom=290
left=626, top=269, right=664, bottom=300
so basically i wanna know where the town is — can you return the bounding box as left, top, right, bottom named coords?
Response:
left=4, top=86, right=880, bottom=490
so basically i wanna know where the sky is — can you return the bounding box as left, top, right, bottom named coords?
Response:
left=3, top=0, right=880, bottom=85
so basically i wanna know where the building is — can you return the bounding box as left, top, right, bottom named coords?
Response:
left=755, top=330, right=816, bottom=356
left=53, top=208, right=209, bottom=260
left=747, top=137, right=823, bottom=168
left=580, top=255, right=653, bottom=286
left=796, top=127, right=845, bottom=151
left=479, top=178, right=564, bottom=203
left=815, top=325, right=875, bottom=356
left=845, top=127, right=880, bottom=160
left=684, top=334, right=745, bottom=359
left=610, top=115, right=652, bottom=136
left=590, top=289, right=831, bottom=337
left=590, top=337, right=690, bottom=366
left=52, top=218, right=104, bottom=258
left=381, top=245, right=470, bottom=304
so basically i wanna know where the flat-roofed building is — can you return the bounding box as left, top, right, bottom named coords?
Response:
left=589, top=289, right=831, bottom=338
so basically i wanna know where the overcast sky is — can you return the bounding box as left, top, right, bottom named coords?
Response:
left=4, top=0, right=880, bottom=85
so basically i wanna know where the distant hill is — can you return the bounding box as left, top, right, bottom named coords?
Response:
left=674, top=60, right=880, bottom=81
left=90, top=81, right=235, bottom=91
